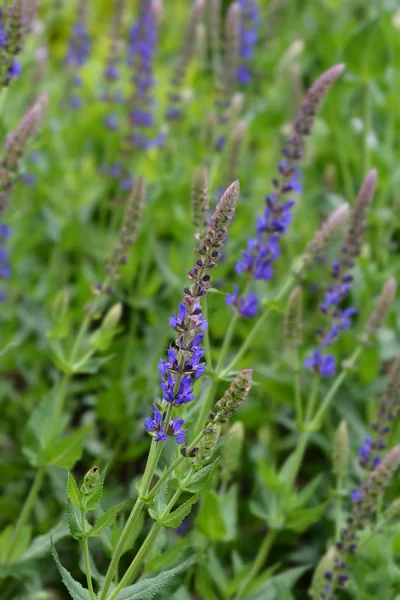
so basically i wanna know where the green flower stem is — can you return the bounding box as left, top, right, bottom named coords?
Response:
left=106, top=486, right=184, bottom=600
left=99, top=405, right=173, bottom=600
left=310, top=346, right=363, bottom=430
left=305, top=375, right=320, bottom=425
left=5, top=466, right=46, bottom=563
left=294, top=351, right=303, bottom=429
left=81, top=510, right=96, bottom=600
left=285, top=346, right=363, bottom=489
left=363, top=80, right=372, bottom=175
left=145, top=430, right=204, bottom=501
left=234, top=529, right=277, bottom=600
left=335, top=473, right=343, bottom=541
left=203, top=296, right=213, bottom=372
left=193, top=378, right=218, bottom=436
left=216, top=312, right=239, bottom=374
left=50, top=373, right=72, bottom=440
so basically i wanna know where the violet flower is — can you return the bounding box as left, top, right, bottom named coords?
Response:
left=304, top=170, right=377, bottom=378
left=237, top=0, right=260, bottom=86
left=101, top=0, right=125, bottom=123
left=0, top=2, right=26, bottom=87
left=64, top=3, right=90, bottom=110
left=145, top=405, right=186, bottom=444
left=127, top=0, right=164, bottom=150
left=227, top=64, right=345, bottom=319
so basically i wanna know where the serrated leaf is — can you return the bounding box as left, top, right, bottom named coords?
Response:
left=89, top=502, right=125, bottom=537
left=159, top=494, right=198, bottom=529
left=22, top=392, right=58, bottom=466
left=196, top=491, right=227, bottom=541
left=114, top=560, right=192, bottom=600
left=66, top=500, right=91, bottom=541
left=51, top=542, right=92, bottom=600
left=285, top=503, right=328, bottom=533
left=67, top=472, right=82, bottom=508
left=82, top=467, right=107, bottom=511
left=40, top=426, right=91, bottom=469
left=182, top=460, right=218, bottom=493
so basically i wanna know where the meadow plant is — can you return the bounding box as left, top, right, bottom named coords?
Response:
left=2, top=3, right=400, bottom=600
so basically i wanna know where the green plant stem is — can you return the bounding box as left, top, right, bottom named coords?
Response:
left=335, top=474, right=343, bottom=541
left=310, top=346, right=362, bottom=430
left=363, top=80, right=372, bottom=175
left=5, top=467, right=46, bottom=563
left=234, top=529, right=277, bottom=600
left=51, top=373, right=72, bottom=440
left=305, top=375, right=320, bottom=424
left=284, top=430, right=311, bottom=489
left=294, top=351, right=303, bottom=429
left=81, top=510, right=96, bottom=600
left=100, top=405, right=173, bottom=600
left=216, top=312, right=239, bottom=374
left=107, top=486, right=184, bottom=600
left=193, top=378, right=218, bottom=435
left=203, top=296, right=213, bottom=372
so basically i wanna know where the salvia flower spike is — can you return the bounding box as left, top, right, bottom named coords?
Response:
left=230, top=63, right=345, bottom=318
left=215, top=1, right=241, bottom=150
left=64, top=0, right=90, bottom=109
left=283, top=285, right=303, bottom=353
left=237, top=0, right=260, bottom=86
left=101, top=0, right=125, bottom=122
left=323, top=445, right=400, bottom=599
left=127, top=0, right=164, bottom=150
left=357, top=354, right=400, bottom=471
left=303, top=203, right=350, bottom=267
left=105, top=176, right=146, bottom=289
left=145, top=181, right=240, bottom=442
left=191, top=164, right=209, bottom=240
left=166, top=0, right=205, bottom=122
left=304, top=169, right=377, bottom=378
left=363, top=277, right=397, bottom=342
left=0, top=0, right=26, bottom=86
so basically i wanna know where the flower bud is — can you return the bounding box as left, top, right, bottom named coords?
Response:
left=220, top=421, right=244, bottom=485
left=310, top=546, right=336, bottom=600
left=333, top=420, right=349, bottom=479
left=90, top=303, right=122, bottom=352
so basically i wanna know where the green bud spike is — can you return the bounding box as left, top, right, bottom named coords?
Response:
left=333, top=420, right=349, bottom=479
left=220, top=421, right=244, bottom=486
left=309, top=546, right=336, bottom=600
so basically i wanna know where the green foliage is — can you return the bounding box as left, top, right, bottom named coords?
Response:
left=88, top=502, right=125, bottom=537
left=158, top=495, right=198, bottom=529
left=113, top=560, right=192, bottom=600
left=51, top=543, right=92, bottom=600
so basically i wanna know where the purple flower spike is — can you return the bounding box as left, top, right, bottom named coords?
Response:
left=144, top=405, right=186, bottom=444
left=237, top=0, right=260, bottom=86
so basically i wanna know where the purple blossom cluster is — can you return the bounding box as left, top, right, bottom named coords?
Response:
left=101, top=0, right=125, bottom=130
left=226, top=64, right=345, bottom=319
left=0, top=223, right=10, bottom=302
left=304, top=170, right=377, bottom=378
left=237, top=0, right=260, bottom=86
left=64, top=5, right=90, bottom=110
left=145, top=404, right=186, bottom=443
left=0, top=7, right=22, bottom=85
left=127, top=0, right=164, bottom=150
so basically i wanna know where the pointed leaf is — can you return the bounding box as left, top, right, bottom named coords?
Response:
left=113, top=560, right=192, bottom=600
left=66, top=500, right=91, bottom=541
left=16, top=520, right=69, bottom=564
left=51, top=542, right=92, bottom=600
left=40, top=426, right=91, bottom=469
left=89, top=502, right=125, bottom=537
left=148, top=481, right=168, bottom=521
left=182, top=460, right=218, bottom=493
left=158, top=494, right=198, bottom=529
left=67, top=472, right=82, bottom=508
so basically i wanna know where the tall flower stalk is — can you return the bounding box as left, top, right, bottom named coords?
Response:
left=64, top=0, right=90, bottom=109
left=237, top=0, right=260, bottom=86
left=227, top=63, right=345, bottom=318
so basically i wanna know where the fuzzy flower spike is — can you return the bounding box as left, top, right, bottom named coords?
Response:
left=145, top=181, right=240, bottom=444
left=228, top=63, right=345, bottom=318
left=127, top=0, right=164, bottom=150
left=64, top=0, right=90, bottom=109
left=304, top=170, right=377, bottom=378
left=0, top=0, right=31, bottom=86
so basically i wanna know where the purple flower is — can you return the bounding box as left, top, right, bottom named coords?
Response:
left=127, top=1, right=163, bottom=150
left=358, top=436, right=372, bottom=461
left=144, top=405, right=186, bottom=444
left=237, top=1, right=260, bottom=86
left=0, top=221, right=10, bottom=301
left=65, top=22, right=90, bottom=68
left=103, top=114, right=119, bottom=131
left=303, top=350, right=336, bottom=378
left=351, top=488, right=363, bottom=504
left=226, top=285, right=259, bottom=318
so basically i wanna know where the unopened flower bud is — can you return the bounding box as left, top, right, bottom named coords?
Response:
left=363, top=277, right=396, bottom=342
left=220, top=421, right=244, bottom=485
left=310, top=546, right=336, bottom=600
left=333, top=420, right=349, bottom=479
left=191, top=165, right=209, bottom=239
left=283, top=286, right=303, bottom=352
left=304, top=204, right=349, bottom=266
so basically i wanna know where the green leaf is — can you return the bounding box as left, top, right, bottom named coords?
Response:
left=158, top=494, right=198, bottom=529
left=66, top=500, right=91, bottom=541
left=148, top=481, right=168, bottom=521
left=22, top=392, right=58, bottom=466
left=0, top=524, right=32, bottom=564
left=67, top=472, right=82, bottom=508
left=40, top=426, right=91, bottom=469
left=285, top=503, right=328, bottom=534
left=16, top=520, right=69, bottom=564
left=113, top=560, right=192, bottom=599
left=343, top=19, right=392, bottom=81
left=51, top=542, right=92, bottom=600
left=196, top=491, right=227, bottom=541
left=182, top=460, right=218, bottom=493
left=89, top=502, right=125, bottom=537
left=82, top=467, right=107, bottom=511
